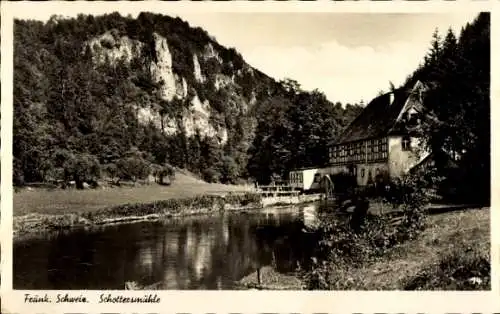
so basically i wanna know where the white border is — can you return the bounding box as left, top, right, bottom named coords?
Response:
left=1, top=1, right=499, bottom=313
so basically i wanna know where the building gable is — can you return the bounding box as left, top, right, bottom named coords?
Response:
left=390, top=80, right=428, bottom=135
left=334, top=80, right=427, bottom=145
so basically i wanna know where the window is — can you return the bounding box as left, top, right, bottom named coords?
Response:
left=361, top=168, right=365, bottom=178
left=367, top=170, right=373, bottom=184
left=402, top=136, right=411, bottom=151
left=348, top=164, right=355, bottom=176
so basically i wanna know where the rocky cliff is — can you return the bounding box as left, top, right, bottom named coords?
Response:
left=84, top=27, right=256, bottom=144
left=14, top=12, right=285, bottom=184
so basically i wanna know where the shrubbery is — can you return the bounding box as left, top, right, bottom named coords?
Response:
left=81, top=192, right=261, bottom=222
left=303, top=173, right=429, bottom=290
left=224, top=192, right=262, bottom=207
left=62, top=153, right=101, bottom=189
left=404, top=247, right=490, bottom=290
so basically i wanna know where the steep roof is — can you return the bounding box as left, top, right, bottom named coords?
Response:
left=334, top=81, right=425, bottom=144
left=409, top=149, right=459, bottom=174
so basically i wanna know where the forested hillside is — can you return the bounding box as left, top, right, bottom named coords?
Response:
left=14, top=12, right=362, bottom=187
left=404, top=13, right=490, bottom=203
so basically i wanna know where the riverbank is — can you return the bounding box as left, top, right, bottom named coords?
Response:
left=236, top=266, right=304, bottom=290
left=14, top=171, right=325, bottom=239
left=13, top=192, right=263, bottom=240
left=14, top=172, right=253, bottom=216
left=235, top=207, right=490, bottom=290
left=364, top=207, right=490, bottom=290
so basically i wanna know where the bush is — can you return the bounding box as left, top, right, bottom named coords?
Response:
left=116, top=155, right=150, bottom=182
left=303, top=172, right=429, bottom=290
left=63, top=153, right=101, bottom=189
left=221, top=156, right=239, bottom=184
left=81, top=193, right=261, bottom=223
left=202, top=167, right=221, bottom=183
left=100, top=38, right=115, bottom=49
left=151, top=163, right=175, bottom=185
left=225, top=192, right=261, bottom=207
left=82, top=194, right=224, bottom=222
left=404, top=247, right=490, bottom=290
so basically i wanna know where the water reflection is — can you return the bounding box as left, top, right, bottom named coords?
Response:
left=14, top=204, right=319, bottom=290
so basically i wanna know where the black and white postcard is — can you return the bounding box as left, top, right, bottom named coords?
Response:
left=0, top=1, right=498, bottom=313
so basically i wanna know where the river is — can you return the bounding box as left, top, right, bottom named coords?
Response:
left=13, top=204, right=320, bottom=290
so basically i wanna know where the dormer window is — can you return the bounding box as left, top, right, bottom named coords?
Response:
left=402, top=136, right=411, bottom=151
left=407, top=112, right=419, bottom=128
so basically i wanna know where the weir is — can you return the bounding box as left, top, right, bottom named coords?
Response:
left=255, top=184, right=323, bottom=207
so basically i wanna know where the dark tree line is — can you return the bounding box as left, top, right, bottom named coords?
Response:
left=405, top=13, right=490, bottom=204
left=248, top=79, right=362, bottom=184
left=13, top=13, right=361, bottom=187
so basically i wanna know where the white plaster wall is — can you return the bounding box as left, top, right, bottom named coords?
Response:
left=388, top=136, right=420, bottom=178
left=321, top=165, right=349, bottom=176
left=303, top=169, right=319, bottom=190
left=355, top=162, right=388, bottom=186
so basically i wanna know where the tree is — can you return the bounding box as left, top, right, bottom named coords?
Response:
left=221, top=156, right=239, bottom=184
left=424, top=28, right=443, bottom=70
left=152, top=163, right=175, bottom=185
left=389, top=81, right=396, bottom=92
left=415, top=13, right=490, bottom=204
left=13, top=13, right=367, bottom=188
left=63, top=153, right=101, bottom=189
left=116, top=155, right=150, bottom=182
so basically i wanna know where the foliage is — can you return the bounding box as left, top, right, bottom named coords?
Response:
left=224, top=192, right=262, bottom=207
left=10, top=12, right=377, bottom=188
left=248, top=80, right=363, bottom=184
left=404, top=247, right=490, bottom=290
left=15, top=192, right=262, bottom=235
left=80, top=192, right=261, bottom=222
left=303, top=171, right=429, bottom=290
left=62, top=153, right=101, bottom=189
left=152, top=163, right=175, bottom=185
left=404, top=13, right=490, bottom=204
left=116, top=155, right=150, bottom=182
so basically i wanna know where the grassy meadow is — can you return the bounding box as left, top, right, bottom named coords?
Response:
left=14, top=172, right=253, bottom=216
left=325, top=207, right=490, bottom=290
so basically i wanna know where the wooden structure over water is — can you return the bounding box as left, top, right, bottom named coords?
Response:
left=254, top=183, right=323, bottom=207
left=255, top=184, right=301, bottom=197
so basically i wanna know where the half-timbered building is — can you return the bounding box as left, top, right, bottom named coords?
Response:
left=327, top=80, right=429, bottom=186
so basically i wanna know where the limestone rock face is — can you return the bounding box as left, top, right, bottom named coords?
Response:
left=87, top=30, right=143, bottom=64
left=86, top=29, right=266, bottom=146
left=149, top=33, right=188, bottom=101
left=193, top=54, right=205, bottom=83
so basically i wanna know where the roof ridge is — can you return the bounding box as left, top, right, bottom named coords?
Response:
left=334, top=84, right=418, bottom=145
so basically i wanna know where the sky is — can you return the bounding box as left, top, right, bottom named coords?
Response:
left=11, top=7, right=479, bottom=104
left=177, top=13, right=478, bottom=104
